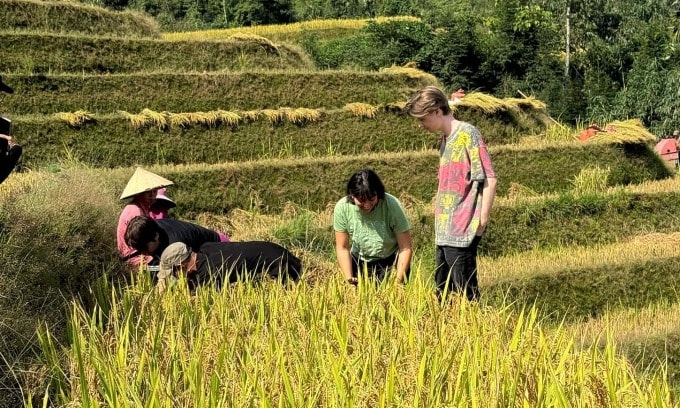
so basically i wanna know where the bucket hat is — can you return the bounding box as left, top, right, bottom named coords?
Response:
left=158, top=242, right=191, bottom=280
left=154, top=187, right=176, bottom=208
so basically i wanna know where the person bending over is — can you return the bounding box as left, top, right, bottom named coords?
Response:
left=333, top=168, right=412, bottom=286
left=158, top=241, right=302, bottom=292
left=0, top=133, right=21, bottom=184
left=124, top=215, right=224, bottom=273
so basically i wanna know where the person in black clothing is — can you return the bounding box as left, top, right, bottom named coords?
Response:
left=0, top=133, right=22, bottom=184
left=0, top=76, right=21, bottom=185
left=158, top=241, right=302, bottom=292
left=124, top=215, right=223, bottom=271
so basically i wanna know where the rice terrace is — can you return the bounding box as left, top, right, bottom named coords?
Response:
left=1, top=0, right=680, bottom=406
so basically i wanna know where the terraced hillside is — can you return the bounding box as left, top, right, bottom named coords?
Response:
left=1, top=1, right=679, bottom=406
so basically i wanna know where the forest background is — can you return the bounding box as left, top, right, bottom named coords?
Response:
left=81, top=0, right=680, bottom=136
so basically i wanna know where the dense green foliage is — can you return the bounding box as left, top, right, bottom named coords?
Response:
left=1, top=71, right=435, bottom=115
left=0, top=32, right=312, bottom=74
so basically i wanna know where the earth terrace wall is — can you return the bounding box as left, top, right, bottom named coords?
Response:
left=14, top=106, right=549, bottom=167
left=0, top=32, right=313, bottom=74
left=1, top=71, right=437, bottom=115
left=86, top=143, right=668, bottom=217
left=485, top=256, right=680, bottom=322
left=0, top=0, right=159, bottom=38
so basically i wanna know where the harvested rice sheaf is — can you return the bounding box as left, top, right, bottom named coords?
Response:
left=344, top=103, right=378, bottom=118
left=281, top=108, right=322, bottom=124
left=580, top=119, right=656, bottom=144
left=227, top=33, right=279, bottom=54
left=54, top=110, right=95, bottom=127
left=379, top=65, right=439, bottom=85
left=261, top=109, right=285, bottom=124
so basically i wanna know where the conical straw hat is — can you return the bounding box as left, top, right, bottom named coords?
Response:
left=119, top=167, right=174, bottom=200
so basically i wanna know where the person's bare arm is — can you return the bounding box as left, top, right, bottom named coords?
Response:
left=477, top=177, right=497, bottom=235
left=335, top=231, right=355, bottom=283
left=394, top=231, right=412, bottom=284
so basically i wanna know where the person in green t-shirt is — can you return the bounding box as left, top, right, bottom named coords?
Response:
left=333, top=169, right=412, bottom=286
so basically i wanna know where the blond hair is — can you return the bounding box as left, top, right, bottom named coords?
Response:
left=404, top=85, right=452, bottom=118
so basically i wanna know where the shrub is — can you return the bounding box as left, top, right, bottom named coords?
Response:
left=0, top=168, right=122, bottom=405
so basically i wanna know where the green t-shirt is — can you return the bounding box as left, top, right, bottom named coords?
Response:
left=333, top=193, right=411, bottom=261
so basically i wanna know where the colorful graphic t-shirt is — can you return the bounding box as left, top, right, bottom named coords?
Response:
left=333, top=193, right=411, bottom=261
left=435, top=121, right=496, bottom=247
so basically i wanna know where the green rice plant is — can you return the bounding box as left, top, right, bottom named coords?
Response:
left=572, top=166, right=611, bottom=195
left=278, top=138, right=294, bottom=158
left=235, top=50, right=254, bottom=71
left=30, top=273, right=672, bottom=406
left=543, top=123, right=576, bottom=142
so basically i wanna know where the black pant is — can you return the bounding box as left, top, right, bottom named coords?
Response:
left=351, top=252, right=408, bottom=284
left=435, top=236, right=481, bottom=301
left=0, top=145, right=21, bottom=184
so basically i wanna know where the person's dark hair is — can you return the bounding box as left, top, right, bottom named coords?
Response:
left=125, top=215, right=161, bottom=252
left=346, top=168, right=386, bottom=203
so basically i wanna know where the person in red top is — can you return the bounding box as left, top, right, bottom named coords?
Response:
left=406, top=86, right=497, bottom=301
left=579, top=124, right=603, bottom=142
left=116, top=167, right=173, bottom=268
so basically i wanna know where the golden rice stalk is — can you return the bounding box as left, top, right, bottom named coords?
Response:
left=168, top=113, right=193, bottom=127
left=505, top=96, right=547, bottom=111
left=543, top=124, right=576, bottom=142
left=379, top=65, right=439, bottom=85
left=228, top=33, right=279, bottom=53
left=281, top=108, right=322, bottom=124
left=299, top=108, right=322, bottom=122
left=199, top=111, right=220, bottom=127
left=457, top=92, right=508, bottom=114
left=216, top=110, right=241, bottom=126
left=344, top=103, right=378, bottom=118
left=119, top=110, right=150, bottom=129
left=140, top=108, right=167, bottom=129
left=584, top=119, right=656, bottom=144
left=507, top=182, right=539, bottom=200
left=163, top=16, right=420, bottom=42
left=53, top=110, right=95, bottom=127
left=386, top=101, right=407, bottom=113
left=261, top=109, right=285, bottom=124
left=240, top=110, right=262, bottom=122
left=572, top=166, right=610, bottom=195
